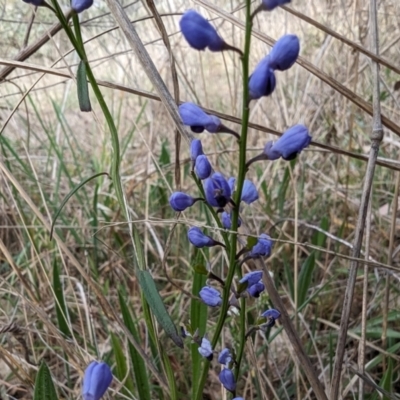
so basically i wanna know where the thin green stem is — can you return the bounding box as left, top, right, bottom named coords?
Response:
left=193, top=1, right=253, bottom=399
left=235, top=296, right=247, bottom=379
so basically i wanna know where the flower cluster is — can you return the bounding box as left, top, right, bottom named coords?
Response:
left=170, top=1, right=311, bottom=397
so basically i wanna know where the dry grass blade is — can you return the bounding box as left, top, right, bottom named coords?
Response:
left=259, top=259, right=328, bottom=400
left=330, top=1, right=384, bottom=398
left=104, top=0, right=191, bottom=146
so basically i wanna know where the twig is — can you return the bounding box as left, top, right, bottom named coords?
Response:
left=330, top=0, right=384, bottom=398
left=259, top=259, right=328, bottom=400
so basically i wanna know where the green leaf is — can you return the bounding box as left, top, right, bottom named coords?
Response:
left=50, top=172, right=109, bottom=240
left=192, top=264, right=208, bottom=275
left=138, top=270, right=184, bottom=348
left=118, top=291, right=151, bottom=399
left=111, top=332, right=135, bottom=397
left=77, top=60, right=92, bottom=112
left=33, top=361, right=58, bottom=400
left=246, top=236, right=258, bottom=250
left=297, top=252, right=316, bottom=307
left=53, top=261, right=71, bottom=338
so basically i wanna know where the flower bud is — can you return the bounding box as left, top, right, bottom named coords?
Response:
left=264, top=124, right=311, bottom=160
left=219, top=368, right=236, bottom=392
left=218, top=348, right=232, bottom=366
left=195, top=155, right=212, bottom=180
left=22, top=0, right=44, bottom=6
left=188, top=227, right=220, bottom=248
left=169, top=192, right=198, bottom=212
left=241, top=180, right=259, bottom=204
left=204, top=173, right=231, bottom=208
left=249, top=57, right=276, bottom=99
left=180, top=10, right=225, bottom=52
left=199, top=286, right=222, bottom=307
left=240, top=271, right=263, bottom=287
left=71, top=0, right=93, bottom=13
left=179, top=102, right=221, bottom=133
left=198, top=337, right=213, bottom=360
left=82, top=361, right=113, bottom=400
left=249, top=234, right=273, bottom=258
left=221, top=212, right=242, bottom=229
left=261, top=0, right=291, bottom=11
left=247, top=281, right=265, bottom=298
left=190, top=139, right=204, bottom=162
left=261, top=308, right=281, bottom=327
left=268, top=34, right=300, bottom=71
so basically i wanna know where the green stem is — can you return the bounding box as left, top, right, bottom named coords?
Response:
left=193, top=1, right=253, bottom=399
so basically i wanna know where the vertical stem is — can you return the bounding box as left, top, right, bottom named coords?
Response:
left=330, top=1, right=383, bottom=398
left=193, top=1, right=252, bottom=398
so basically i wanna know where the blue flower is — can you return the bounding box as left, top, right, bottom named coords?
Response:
left=247, top=281, right=265, bottom=298
left=228, top=177, right=236, bottom=193
left=198, top=337, right=213, bottom=360
left=204, top=173, right=231, bottom=208
left=169, top=192, right=199, bottom=212
left=179, top=102, right=221, bottom=133
left=248, top=234, right=273, bottom=258
left=190, top=139, right=204, bottom=162
left=240, top=271, right=263, bottom=287
left=199, top=286, right=222, bottom=307
left=233, top=398, right=245, bottom=400
left=268, top=34, right=300, bottom=71
left=187, top=227, right=221, bottom=248
left=22, top=0, right=44, bottom=5
left=264, top=124, right=311, bottom=160
left=261, top=308, right=281, bottom=327
left=71, top=0, right=93, bottom=13
left=221, top=212, right=241, bottom=229
left=261, top=0, right=291, bottom=11
left=219, top=368, right=236, bottom=392
left=180, top=10, right=225, bottom=52
left=218, top=348, right=232, bottom=366
left=249, top=57, right=276, bottom=99
left=195, top=155, right=212, bottom=180
left=82, top=361, right=113, bottom=400
left=241, top=180, right=259, bottom=204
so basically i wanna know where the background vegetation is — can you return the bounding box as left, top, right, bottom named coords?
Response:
left=1, top=0, right=400, bottom=399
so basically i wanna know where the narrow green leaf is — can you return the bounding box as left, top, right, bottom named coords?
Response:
left=192, top=263, right=208, bottom=275
left=297, top=253, right=316, bottom=307
left=138, top=270, right=183, bottom=348
left=50, top=172, right=109, bottom=239
left=77, top=60, right=92, bottom=112
left=53, top=261, right=70, bottom=338
left=33, top=361, right=58, bottom=400
left=118, top=291, right=151, bottom=399
left=246, top=236, right=258, bottom=250
left=111, top=332, right=135, bottom=397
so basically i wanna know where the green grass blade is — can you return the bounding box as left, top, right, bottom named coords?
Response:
left=110, top=332, right=135, bottom=397
left=50, top=172, right=109, bottom=239
left=297, top=252, right=316, bottom=307
left=33, top=361, right=58, bottom=400
left=118, top=291, right=151, bottom=399
left=77, top=60, right=92, bottom=112
left=53, top=260, right=70, bottom=338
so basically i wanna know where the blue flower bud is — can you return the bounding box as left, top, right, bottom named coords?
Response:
left=240, top=270, right=263, bottom=287
left=82, top=361, right=113, bottom=400
left=190, top=139, right=204, bottom=161
left=247, top=281, right=265, bottom=298
left=249, top=234, right=273, bottom=258
left=219, top=368, right=236, bottom=392
left=22, top=0, right=44, bottom=6
left=218, top=348, right=232, bottom=366
left=188, top=227, right=219, bottom=248
left=268, top=34, right=300, bottom=71
left=261, top=0, right=291, bottom=11
left=199, top=286, right=222, bottom=307
left=228, top=177, right=236, bottom=193
left=169, top=192, right=197, bottom=212
left=71, top=0, right=93, bottom=13
left=249, top=57, right=276, bottom=99
left=204, top=172, right=231, bottom=208
left=261, top=308, right=281, bottom=327
left=264, top=124, right=311, bottom=160
left=198, top=337, right=213, bottom=360
left=241, top=180, right=259, bottom=204
left=179, top=102, right=221, bottom=133
left=233, top=398, right=245, bottom=400
left=180, top=10, right=225, bottom=52
left=221, top=212, right=242, bottom=229
left=195, top=155, right=212, bottom=180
